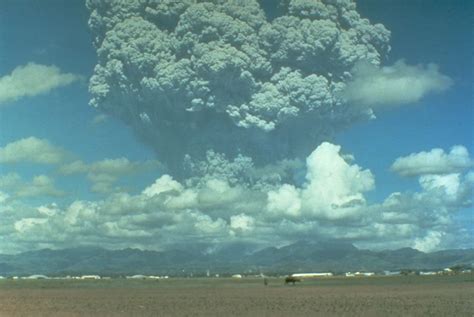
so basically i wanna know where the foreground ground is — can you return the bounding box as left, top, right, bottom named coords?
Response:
left=0, top=274, right=472, bottom=316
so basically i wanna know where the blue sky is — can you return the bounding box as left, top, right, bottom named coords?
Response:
left=0, top=0, right=472, bottom=253
left=340, top=0, right=473, bottom=196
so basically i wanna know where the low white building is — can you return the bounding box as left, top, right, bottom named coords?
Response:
left=354, top=272, right=375, bottom=277
left=231, top=274, right=242, bottom=279
left=443, top=268, right=453, bottom=274
left=81, top=275, right=101, bottom=280
left=126, top=275, right=147, bottom=279
left=419, top=271, right=437, bottom=276
left=291, top=273, right=333, bottom=278
left=23, top=274, right=49, bottom=279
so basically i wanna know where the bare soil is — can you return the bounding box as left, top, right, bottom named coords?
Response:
left=0, top=275, right=472, bottom=316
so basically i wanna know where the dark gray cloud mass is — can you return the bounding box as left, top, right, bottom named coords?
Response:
left=86, top=0, right=390, bottom=172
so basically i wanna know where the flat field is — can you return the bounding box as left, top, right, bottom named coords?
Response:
left=0, top=274, right=472, bottom=316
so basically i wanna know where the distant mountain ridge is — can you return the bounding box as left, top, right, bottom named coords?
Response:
left=1, top=241, right=473, bottom=276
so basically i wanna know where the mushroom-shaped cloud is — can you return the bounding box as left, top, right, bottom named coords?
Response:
left=86, top=0, right=390, bottom=174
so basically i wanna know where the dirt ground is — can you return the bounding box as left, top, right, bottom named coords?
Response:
left=0, top=275, right=472, bottom=316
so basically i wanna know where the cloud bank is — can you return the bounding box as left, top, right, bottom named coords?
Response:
left=1, top=143, right=472, bottom=253
left=0, top=63, right=82, bottom=104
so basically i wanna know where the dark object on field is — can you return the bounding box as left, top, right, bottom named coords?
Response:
left=284, top=276, right=301, bottom=285
left=263, top=278, right=268, bottom=286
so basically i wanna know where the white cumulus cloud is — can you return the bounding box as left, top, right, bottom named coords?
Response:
left=267, top=184, right=301, bottom=217
left=301, top=142, right=374, bottom=217
left=413, top=231, right=444, bottom=253
left=0, top=173, right=64, bottom=198
left=142, top=174, right=183, bottom=197
left=1, top=142, right=472, bottom=253
left=0, top=63, right=82, bottom=104
left=267, top=143, right=375, bottom=220
left=391, top=145, right=472, bottom=177
left=59, top=157, right=162, bottom=194
left=343, top=60, right=452, bottom=108
left=230, top=214, right=255, bottom=233
left=0, top=137, right=68, bottom=164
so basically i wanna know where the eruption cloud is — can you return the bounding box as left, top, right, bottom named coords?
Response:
left=86, top=0, right=391, bottom=173
left=0, top=1, right=468, bottom=255
left=57, top=0, right=468, bottom=253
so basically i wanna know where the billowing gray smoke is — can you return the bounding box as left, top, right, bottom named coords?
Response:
left=86, top=0, right=390, bottom=173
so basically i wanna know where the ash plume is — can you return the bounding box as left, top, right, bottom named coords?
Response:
left=86, top=0, right=391, bottom=173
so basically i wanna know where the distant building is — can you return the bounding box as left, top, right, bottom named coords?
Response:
left=126, top=275, right=162, bottom=280
left=354, top=272, right=375, bottom=277
left=291, top=273, right=333, bottom=278
left=23, top=275, right=49, bottom=279
left=81, top=275, right=101, bottom=280
left=419, top=271, right=437, bottom=276
left=345, top=272, right=355, bottom=277
left=126, top=275, right=147, bottom=279
left=383, top=271, right=401, bottom=276
left=232, top=274, right=242, bottom=279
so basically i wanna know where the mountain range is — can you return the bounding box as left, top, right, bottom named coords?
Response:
left=1, top=240, right=473, bottom=276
